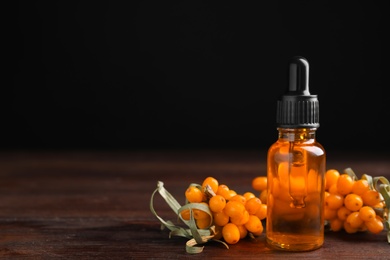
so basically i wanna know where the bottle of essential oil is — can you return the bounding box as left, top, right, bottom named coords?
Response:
left=266, top=56, right=326, bottom=251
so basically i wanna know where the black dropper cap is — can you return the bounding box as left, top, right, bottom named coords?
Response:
left=276, top=56, right=320, bottom=128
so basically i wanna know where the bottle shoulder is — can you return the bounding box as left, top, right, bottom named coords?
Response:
left=268, top=140, right=325, bottom=156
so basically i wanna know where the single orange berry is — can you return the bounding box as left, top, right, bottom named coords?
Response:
left=337, top=206, right=351, bottom=221
left=337, top=174, right=354, bottom=195
left=227, top=189, right=237, bottom=200
left=344, top=193, right=363, bottom=212
left=352, top=179, right=370, bottom=196
left=343, top=221, right=358, bottom=234
left=362, top=190, right=381, bottom=207
left=224, top=201, right=246, bottom=219
left=185, top=186, right=204, bottom=203
left=330, top=218, right=343, bottom=232
left=209, top=195, right=226, bottom=213
left=180, top=209, right=191, bottom=221
left=212, top=211, right=229, bottom=226
left=252, top=176, right=267, bottom=191
left=365, top=215, right=384, bottom=234
left=230, top=210, right=250, bottom=226
left=324, top=206, right=337, bottom=220
left=244, top=215, right=263, bottom=234
left=255, top=204, right=267, bottom=220
left=243, top=192, right=256, bottom=201
left=236, top=224, right=248, bottom=239
left=346, top=211, right=364, bottom=229
left=222, top=223, right=240, bottom=244
left=259, top=189, right=268, bottom=204
left=328, top=183, right=340, bottom=195
left=229, top=194, right=247, bottom=205
left=196, top=215, right=212, bottom=229
left=216, top=184, right=231, bottom=200
left=325, top=169, right=340, bottom=190
left=325, top=193, right=344, bottom=210
left=359, top=206, right=376, bottom=222
left=202, top=176, right=219, bottom=194
left=245, top=197, right=262, bottom=215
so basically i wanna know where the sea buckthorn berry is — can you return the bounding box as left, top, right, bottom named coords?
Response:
left=216, top=184, right=231, bottom=200
left=237, top=224, right=248, bottom=239
left=365, top=216, right=384, bottom=234
left=193, top=203, right=210, bottom=220
left=255, top=204, right=267, bottom=220
left=244, top=215, right=263, bottom=234
left=324, top=206, right=337, bottom=220
left=185, top=186, right=204, bottom=203
left=180, top=209, right=190, bottom=221
left=252, top=176, right=267, bottom=191
left=213, top=211, right=229, bottom=226
left=337, top=174, right=354, bottom=195
left=245, top=197, right=262, bottom=215
left=259, top=189, right=268, bottom=204
left=227, top=189, right=237, bottom=200
left=196, top=215, right=212, bottom=229
left=343, top=221, right=358, bottom=234
left=224, top=201, right=246, bottom=219
left=330, top=218, right=343, bottom=232
left=328, top=183, right=339, bottom=195
left=222, top=223, right=240, bottom=244
left=325, top=193, right=344, bottom=210
left=230, top=194, right=247, bottom=205
left=325, top=205, right=338, bottom=220
left=362, top=190, right=381, bottom=207
left=346, top=211, right=364, bottom=229
left=243, top=192, right=256, bottom=201
left=230, top=210, right=250, bottom=226
left=352, top=179, right=370, bottom=196
left=337, top=206, right=352, bottom=221
left=209, top=195, right=226, bottom=213
left=359, top=206, right=376, bottom=222
left=344, top=193, right=363, bottom=212
left=325, top=169, right=340, bottom=190
left=202, top=177, right=219, bottom=194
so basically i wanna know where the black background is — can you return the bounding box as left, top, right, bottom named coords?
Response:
left=7, top=1, right=389, bottom=153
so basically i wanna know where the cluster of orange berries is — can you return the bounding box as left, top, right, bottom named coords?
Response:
left=181, top=177, right=267, bottom=245
left=324, top=169, right=386, bottom=234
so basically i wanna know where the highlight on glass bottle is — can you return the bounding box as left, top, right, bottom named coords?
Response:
left=266, top=56, right=326, bottom=251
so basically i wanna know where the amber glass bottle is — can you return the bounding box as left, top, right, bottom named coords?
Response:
left=266, top=57, right=326, bottom=251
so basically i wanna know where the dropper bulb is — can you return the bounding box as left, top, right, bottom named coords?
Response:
left=288, top=56, right=310, bottom=95
left=276, top=56, right=320, bottom=128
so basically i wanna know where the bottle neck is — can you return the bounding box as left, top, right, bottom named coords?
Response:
left=277, top=128, right=317, bottom=142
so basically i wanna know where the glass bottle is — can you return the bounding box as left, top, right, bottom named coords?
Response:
left=266, top=56, right=326, bottom=251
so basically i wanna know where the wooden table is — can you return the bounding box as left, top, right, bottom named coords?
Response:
left=1, top=150, right=389, bottom=259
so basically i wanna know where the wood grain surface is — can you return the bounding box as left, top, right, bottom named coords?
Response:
left=1, top=150, right=389, bottom=259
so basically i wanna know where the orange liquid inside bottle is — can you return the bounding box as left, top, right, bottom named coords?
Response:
left=266, top=128, right=325, bottom=251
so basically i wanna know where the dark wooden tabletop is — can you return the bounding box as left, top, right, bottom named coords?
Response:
left=0, top=149, right=389, bottom=259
